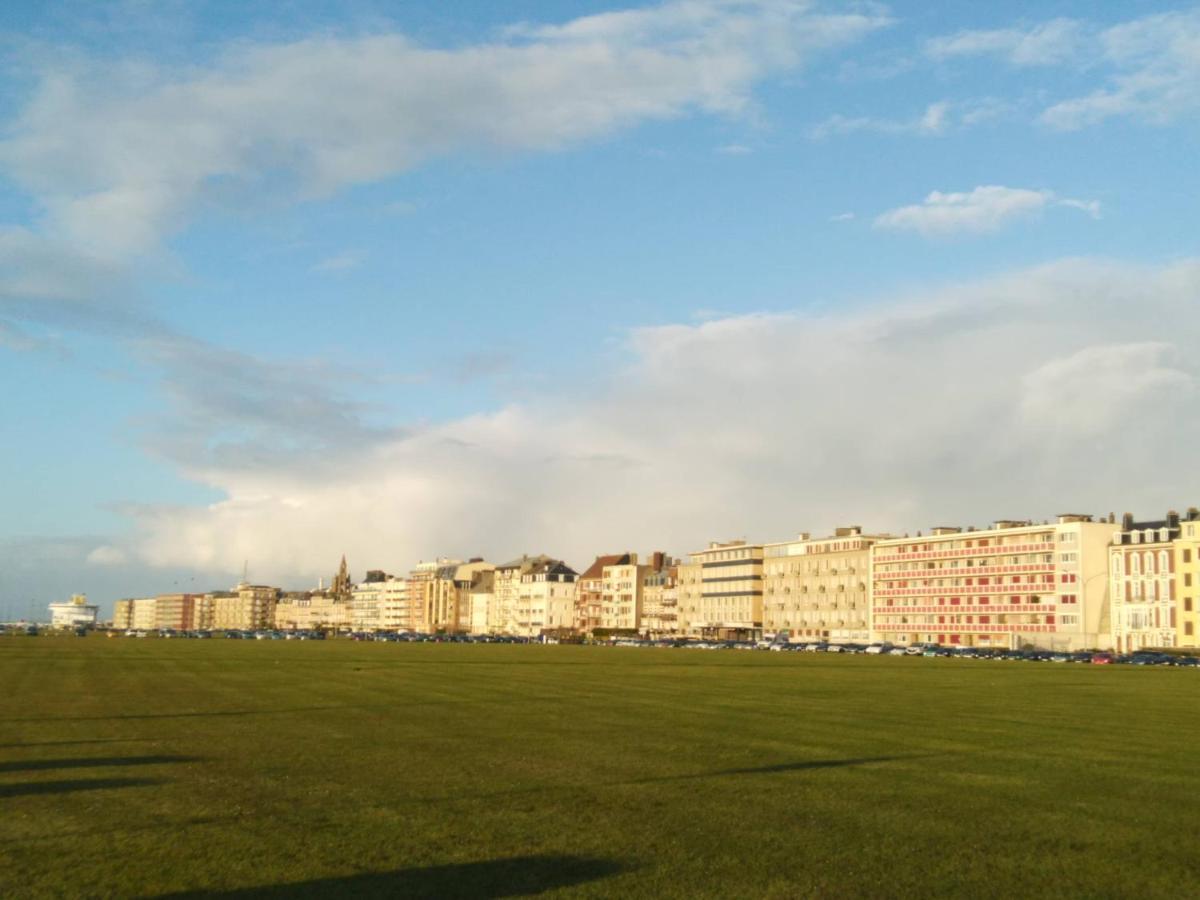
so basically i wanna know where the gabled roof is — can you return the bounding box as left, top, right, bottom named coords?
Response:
left=495, top=553, right=554, bottom=571
left=579, top=553, right=631, bottom=580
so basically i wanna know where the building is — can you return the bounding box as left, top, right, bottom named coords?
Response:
left=1110, top=510, right=1200, bottom=653
left=468, top=570, right=495, bottom=634
left=428, top=560, right=493, bottom=633
left=130, top=597, right=158, bottom=630
left=1175, top=509, right=1200, bottom=647
left=574, top=554, right=629, bottom=635
left=112, top=599, right=134, bottom=630
left=870, top=515, right=1113, bottom=651
left=493, top=555, right=555, bottom=635
left=513, top=558, right=578, bottom=638
left=677, top=540, right=764, bottom=640
left=599, top=554, right=646, bottom=633
left=275, top=590, right=350, bottom=632
left=49, top=594, right=99, bottom=628
left=763, top=527, right=890, bottom=644
left=640, top=562, right=679, bottom=637
left=404, top=559, right=461, bottom=633
left=209, top=584, right=279, bottom=631
left=154, top=593, right=201, bottom=631
left=350, top=572, right=389, bottom=632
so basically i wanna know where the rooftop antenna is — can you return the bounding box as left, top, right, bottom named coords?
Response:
left=241, top=559, right=249, bottom=587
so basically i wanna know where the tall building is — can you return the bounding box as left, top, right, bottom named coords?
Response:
left=209, top=585, right=279, bottom=631
left=468, top=570, right=495, bottom=634
left=575, top=554, right=629, bottom=635
left=513, top=558, right=578, bottom=638
left=154, top=593, right=201, bottom=631
left=1175, top=509, right=1200, bottom=647
left=112, top=599, right=134, bottom=630
left=870, top=515, right=1112, bottom=650
left=640, top=560, right=679, bottom=637
left=428, top=560, right=493, bottom=633
left=130, top=597, right=158, bottom=630
left=677, top=540, right=764, bottom=640
left=599, top=554, right=644, bottom=633
left=1110, top=509, right=1200, bottom=652
left=762, top=527, right=890, bottom=644
left=405, top=559, right=461, bottom=633
left=493, top=555, right=555, bottom=634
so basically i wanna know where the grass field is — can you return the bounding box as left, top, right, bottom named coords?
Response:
left=3, top=638, right=1200, bottom=898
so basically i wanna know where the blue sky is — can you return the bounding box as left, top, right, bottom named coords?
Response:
left=1, top=1, right=1198, bottom=617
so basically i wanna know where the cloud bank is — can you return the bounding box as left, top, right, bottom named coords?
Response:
left=112, top=258, right=1200, bottom=579
left=873, top=186, right=1099, bottom=236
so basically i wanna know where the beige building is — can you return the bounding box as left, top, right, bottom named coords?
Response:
left=1176, top=510, right=1200, bottom=647
left=640, top=564, right=679, bottom=637
left=1110, top=510, right=1200, bottom=652
left=871, top=515, right=1112, bottom=650
left=493, top=555, right=558, bottom=634
left=404, top=560, right=459, bottom=633
left=677, top=540, right=764, bottom=640
left=130, top=597, right=158, bottom=630
left=350, top=573, right=389, bottom=632
left=112, top=599, right=134, bottom=630
left=513, top=558, right=578, bottom=638
left=428, top=560, right=494, bottom=633
left=208, top=584, right=279, bottom=631
left=468, top=570, right=495, bottom=634
left=600, top=554, right=645, bottom=633
left=763, top=527, right=890, bottom=644
left=275, top=590, right=350, bottom=632
left=575, top=554, right=628, bottom=635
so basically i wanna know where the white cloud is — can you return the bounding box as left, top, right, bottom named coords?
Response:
left=926, top=18, right=1084, bottom=66
left=829, top=212, right=855, bottom=222
left=0, top=0, right=888, bottom=261
left=113, top=258, right=1200, bottom=581
left=808, top=99, right=1006, bottom=139
left=872, top=185, right=1099, bottom=236
left=87, top=545, right=128, bottom=566
left=924, top=10, right=1200, bottom=129
left=715, top=143, right=753, bottom=155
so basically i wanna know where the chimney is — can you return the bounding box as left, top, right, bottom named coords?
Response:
left=1168, top=509, right=1181, bottom=529
left=1121, top=512, right=1134, bottom=531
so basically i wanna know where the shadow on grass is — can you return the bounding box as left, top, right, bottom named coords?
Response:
left=2, top=705, right=357, bottom=724
left=159, top=854, right=627, bottom=899
left=0, top=738, right=158, bottom=749
left=0, top=776, right=165, bottom=798
left=624, top=754, right=929, bottom=786
left=0, top=754, right=200, bottom=773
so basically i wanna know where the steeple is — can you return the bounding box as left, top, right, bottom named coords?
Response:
left=331, top=555, right=351, bottom=603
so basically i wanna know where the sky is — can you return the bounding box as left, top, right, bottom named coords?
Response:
left=1, top=0, right=1198, bottom=617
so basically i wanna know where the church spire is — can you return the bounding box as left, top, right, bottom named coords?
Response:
left=331, top=555, right=351, bottom=603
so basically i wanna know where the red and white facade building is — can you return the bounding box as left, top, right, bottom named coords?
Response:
left=869, top=515, right=1113, bottom=650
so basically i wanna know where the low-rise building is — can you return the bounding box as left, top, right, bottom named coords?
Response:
left=275, top=590, right=350, bottom=632
left=871, top=515, right=1112, bottom=650
left=763, top=527, right=890, bottom=644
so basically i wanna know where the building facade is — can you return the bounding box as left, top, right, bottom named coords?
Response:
left=575, top=554, right=628, bottom=635
left=677, top=540, right=764, bottom=640
left=513, top=559, right=579, bottom=638
left=640, top=563, right=679, bottom=637
left=49, top=594, right=99, bottom=628
left=763, top=527, right=889, bottom=644
left=1109, top=510, right=1200, bottom=652
left=1175, top=510, right=1200, bottom=647
left=870, top=516, right=1113, bottom=650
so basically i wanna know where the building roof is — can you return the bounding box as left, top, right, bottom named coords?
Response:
left=579, top=553, right=630, bottom=580
left=495, top=553, right=555, bottom=571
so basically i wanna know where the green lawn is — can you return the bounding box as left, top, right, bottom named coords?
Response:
left=2, top=637, right=1199, bottom=898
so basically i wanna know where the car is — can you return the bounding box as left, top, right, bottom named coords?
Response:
left=888, top=647, right=907, bottom=656
left=73, top=627, right=89, bottom=637
left=864, top=643, right=892, bottom=655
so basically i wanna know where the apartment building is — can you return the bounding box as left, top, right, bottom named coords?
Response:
left=1175, top=510, right=1200, bottom=647
left=575, top=554, right=629, bottom=635
left=112, top=599, right=134, bottom=630
left=1111, top=509, right=1200, bottom=652
left=275, top=590, right=350, bottom=631
left=600, top=554, right=646, bottom=633
left=154, top=593, right=201, bottom=631
left=350, top=574, right=386, bottom=632
left=513, top=559, right=579, bottom=638
left=870, top=515, right=1112, bottom=650
left=763, top=527, right=890, bottom=644
left=677, top=540, right=764, bottom=640
left=493, top=555, right=555, bottom=634
left=468, top=570, right=495, bottom=634
left=404, top=559, right=460, bottom=633
left=208, top=584, right=279, bottom=631
left=130, top=597, right=157, bottom=630
left=428, top=560, right=493, bottom=633
left=640, top=563, right=679, bottom=637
